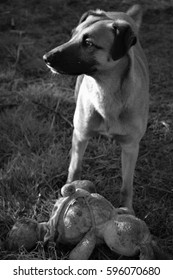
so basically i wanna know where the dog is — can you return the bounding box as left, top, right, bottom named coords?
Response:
left=43, top=5, right=149, bottom=213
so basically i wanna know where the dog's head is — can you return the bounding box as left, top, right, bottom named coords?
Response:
left=43, top=5, right=142, bottom=75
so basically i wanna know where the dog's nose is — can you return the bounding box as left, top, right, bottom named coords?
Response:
left=43, top=54, right=49, bottom=64
left=43, top=53, right=56, bottom=67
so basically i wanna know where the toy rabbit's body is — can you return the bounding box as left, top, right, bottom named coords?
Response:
left=8, top=181, right=164, bottom=260
left=43, top=181, right=153, bottom=259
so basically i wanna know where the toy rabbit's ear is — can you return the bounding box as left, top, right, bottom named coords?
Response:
left=69, top=229, right=96, bottom=260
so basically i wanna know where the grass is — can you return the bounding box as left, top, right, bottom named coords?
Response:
left=0, top=0, right=173, bottom=259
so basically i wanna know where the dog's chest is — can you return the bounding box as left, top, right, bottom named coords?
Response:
left=86, top=76, right=121, bottom=115
left=78, top=76, right=124, bottom=136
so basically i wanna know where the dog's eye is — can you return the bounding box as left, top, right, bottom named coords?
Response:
left=85, top=40, right=93, bottom=47
left=83, top=38, right=94, bottom=48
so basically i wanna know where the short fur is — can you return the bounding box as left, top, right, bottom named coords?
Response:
left=43, top=5, right=149, bottom=212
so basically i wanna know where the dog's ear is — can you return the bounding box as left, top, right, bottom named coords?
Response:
left=79, top=10, right=94, bottom=24
left=126, top=4, right=143, bottom=30
left=79, top=9, right=106, bottom=24
left=111, top=21, right=137, bottom=61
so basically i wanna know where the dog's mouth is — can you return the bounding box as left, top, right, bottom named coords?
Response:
left=44, top=51, right=98, bottom=76
left=46, top=63, right=67, bottom=75
left=43, top=55, right=66, bottom=75
left=46, top=62, right=97, bottom=76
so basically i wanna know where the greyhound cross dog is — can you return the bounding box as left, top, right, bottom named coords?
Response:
left=43, top=5, right=149, bottom=213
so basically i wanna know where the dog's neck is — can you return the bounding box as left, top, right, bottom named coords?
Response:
left=91, top=54, right=130, bottom=93
left=82, top=55, right=131, bottom=122
left=85, top=54, right=130, bottom=103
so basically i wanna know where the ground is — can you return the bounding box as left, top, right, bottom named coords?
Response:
left=0, top=0, right=172, bottom=259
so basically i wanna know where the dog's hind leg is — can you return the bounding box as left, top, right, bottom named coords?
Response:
left=67, top=130, right=88, bottom=183
left=120, top=142, right=139, bottom=213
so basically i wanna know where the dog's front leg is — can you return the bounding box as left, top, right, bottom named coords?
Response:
left=120, top=142, right=139, bottom=213
left=67, top=129, right=88, bottom=183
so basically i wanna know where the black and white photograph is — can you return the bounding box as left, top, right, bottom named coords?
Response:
left=0, top=0, right=173, bottom=276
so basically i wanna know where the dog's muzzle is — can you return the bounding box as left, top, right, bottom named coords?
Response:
left=43, top=52, right=60, bottom=72
left=43, top=41, right=97, bottom=76
left=43, top=53, right=59, bottom=74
